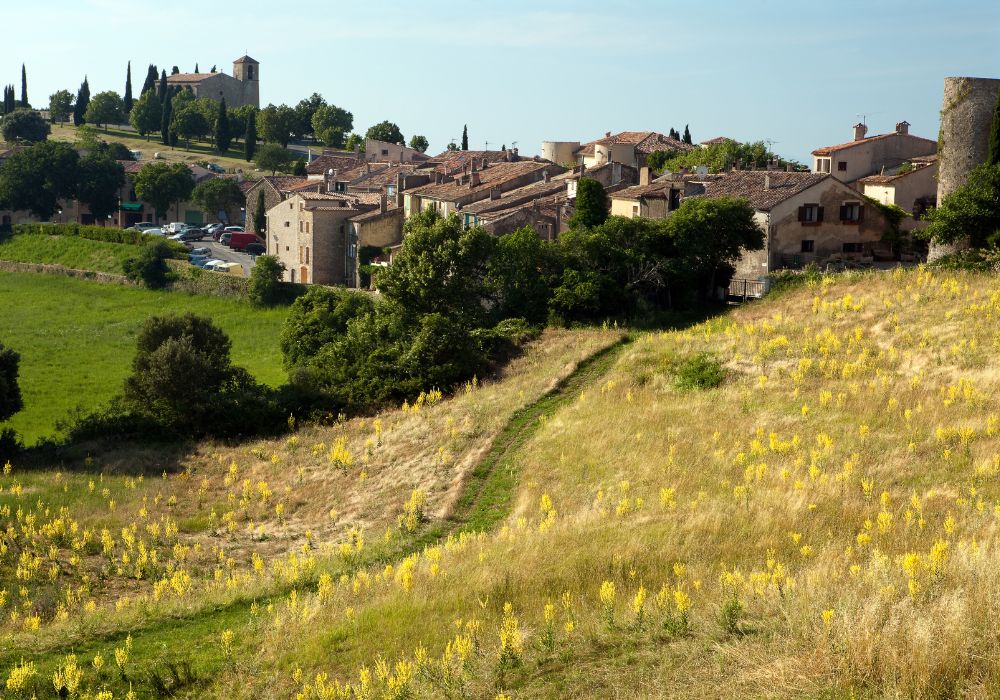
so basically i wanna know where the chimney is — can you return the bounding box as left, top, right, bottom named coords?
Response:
left=379, top=193, right=387, bottom=213
left=481, top=158, right=488, bottom=170
left=605, top=131, right=611, bottom=138
left=490, top=187, right=501, bottom=200
left=470, top=171, right=481, bottom=188
left=853, top=122, right=868, bottom=141
left=895, top=121, right=910, bottom=135
left=511, top=147, right=519, bottom=161
left=639, top=166, right=650, bottom=186
left=764, top=174, right=771, bottom=190
left=785, top=163, right=793, bottom=172
left=543, top=169, right=550, bottom=183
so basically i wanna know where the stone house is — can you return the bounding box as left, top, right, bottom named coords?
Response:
left=364, top=139, right=431, bottom=163
left=346, top=205, right=405, bottom=288
left=859, top=155, right=937, bottom=232
left=265, top=192, right=379, bottom=285
left=811, top=121, right=936, bottom=187
left=402, top=160, right=566, bottom=219
left=305, top=154, right=363, bottom=180
left=608, top=167, right=709, bottom=219
left=696, top=171, right=893, bottom=279
left=543, top=131, right=694, bottom=170
left=165, top=56, right=260, bottom=109
left=244, top=176, right=325, bottom=234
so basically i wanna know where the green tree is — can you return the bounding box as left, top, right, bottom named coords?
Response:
left=253, top=190, right=266, bottom=234
left=160, top=82, right=173, bottom=145
left=133, top=161, right=194, bottom=221
left=311, top=103, right=353, bottom=147
left=569, top=177, right=608, bottom=229
left=257, top=104, right=296, bottom=147
left=254, top=143, right=293, bottom=175
left=376, top=209, right=496, bottom=324
left=988, top=88, right=1000, bottom=167
left=408, top=134, right=429, bottom=153
left=344, top=132, right=363, bottom=152
left=123, top=61, right=133, bottom=113
left=292, top=158, right=306, bottom=176
left=923, top=163, right=1000, bottom=248
left=365, top=120, right=404, bottom=145
left=645, top=149, right=678, bottom=173
left=682, top=125, right=692, bottom=145
left=19, top=64, right=28, bottom=108
left=486, top=226, right=558, bottom=325
left=244, top=107, right=258, bottom=162
left=192, top=177, right=243, bottom=222
left=140, top=64, right=158, bottom=95
left=48, top=90, right=74, bottom=124
left=72, top=77, right=90, bottom=126
left=293, top=93, right=326, bottom=139
left=122, top=239, right=174, bottom=289
left=214, top=97, right=231, bottom=152
left=0, top=141, right=79, bottom=219
left=279, top=286, right=375, bottom=367
left=171, top=104, right=210, bottom=147
left=76, top=150, right=126, bottom=221
left=461, top=124, right=468, bottom=150
left=156, top=69, right=168, bottom=102
left=1, top=110, right=50, bottom=143
left=247, top=255, right=286, bottom=307
left=129, top=89, right=161, bottom=139
left=84, top=90, right=125, bottom=131
left=0, top=342, right=23, bottom=423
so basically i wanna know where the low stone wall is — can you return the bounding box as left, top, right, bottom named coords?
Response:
left=0, top=259, right=134, bottom=285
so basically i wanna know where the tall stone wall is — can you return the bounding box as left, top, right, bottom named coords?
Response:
left=929, top=76, right=1000, bottom=260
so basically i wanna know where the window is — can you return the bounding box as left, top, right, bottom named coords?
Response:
left=348, top=243, right=356, bottom=259
left=843, top=242, right=864, bottom=253
left=801, top=240, right=815, bottom=253
left=284, top=221, right=290, bottom=227
left=305, top=222, right=310, bottom=233
left=816, top=158, right=831, bottom=173
left=306, top=247, right=310, bottom=263
left=840, top=202, right=863, bottom=223
left=299, top=221, right=303, bottom=232
left=798, top=204, right=822, bottom=224
left=669, top=188, right=681, bottom=210
left=837, top=161, right=847, bottom=172
left=298, top=246, right=303, bottom=263
left=632, top=205, right=639, bottom=217
left=289, top=203, right=293, bottom=209
left=381, top=149, right=389, bottom=156
left=247, top=65, right=254, bottom=81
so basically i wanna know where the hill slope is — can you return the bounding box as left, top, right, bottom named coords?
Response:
left=5, top=268, right=1000, bottom=698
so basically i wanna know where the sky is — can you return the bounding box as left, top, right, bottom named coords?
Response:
left=2, top=0, right=999, bottom=163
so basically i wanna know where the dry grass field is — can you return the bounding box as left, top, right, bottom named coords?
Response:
left=4, top=267, right=1000, bottom=698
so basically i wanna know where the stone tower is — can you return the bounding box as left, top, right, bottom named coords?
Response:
left=232, top=55, right=260, bottom=109
left=929, top=76, right=1000, bottom=259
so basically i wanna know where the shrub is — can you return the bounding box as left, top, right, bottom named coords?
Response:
left=0, top=342, right=23, bottom=422
left=13, top=222, right=164, bottom=246
left=719, top=595, right=743, bottom=636
left=123, top=239, right=175, bottom=288
left=673, top=352, right=727, bottom=391
left=247, top=255, right=285, bottom=306
left=280, top=286, right=375, bottom=368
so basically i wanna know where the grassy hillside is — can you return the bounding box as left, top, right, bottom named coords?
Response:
left=4, top=267, right=1000, bottom=698
left=0, top=271, right=287, bottom=444
left=0, top=233, right=137, bottom=274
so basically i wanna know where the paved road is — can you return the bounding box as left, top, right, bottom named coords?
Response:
left=184, top=237, right=256, bottom=275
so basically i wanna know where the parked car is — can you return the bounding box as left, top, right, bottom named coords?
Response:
left=223, top=226, right=245, bottom=233
left=144, top=228, right=166, bottom=237
left=228, top=232, right=264, bottom=251
left=203, top=223, right=224, bottom=237
left=200, top=258, right=226, bottom=269
left=205, top=163, right=225, bottom=174
left=179, top=228, right=204, bottom=242
left=244, top=242, right=266, bottom=256
left=219, top=232, right=232, bottom=246
left=208, top=261, right=245, bottom=276
left=165, top=222, right=190, bottom=234
left=190, top=247, right=211, bottom=257
left=168, top=233, right=186, bottom=242
left=133, top=222, right=157, bottom=232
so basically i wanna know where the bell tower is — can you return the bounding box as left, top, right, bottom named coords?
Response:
left=232, top=55, right=260, bottom=108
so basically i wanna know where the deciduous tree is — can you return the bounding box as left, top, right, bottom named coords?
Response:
left=133, top=161, right=194, bottom=221
left=408, top=134, right=429, bottom=153
left=192, top=177, right=243, bottom=222
left=0, top=342, right=22, bottom=423
left=256, top=104, right=296, bottom=147
left=0, top=141, right=79, bottom=219
left=1, top=110, right=49, bottom=143
left=84, top=91, right=125, bottom=131
left=129, top=89, right=161, bottom=139
left=253, top=143, right=293, bottom=175
left=365, top=120, right=404, bottom=145
left=76, top=150, right=125, bottom=222
left=48, top=90, right=73, bottom=124
left=311, top=103, right=353, bottom=148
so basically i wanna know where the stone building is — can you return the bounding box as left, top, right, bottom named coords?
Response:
left=244, top=176, right=324, bottom=234
left=859, top=155, right=937, bottom=232
left=811, top=121, right=936, bottom=187
left=346, top=205, right=405, bottom=288
left=543, top=131, right=694, bottom=170
left=166, top=56, right=260, bottom=109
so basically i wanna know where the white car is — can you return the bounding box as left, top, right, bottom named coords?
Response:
left=165, top=222, right=188, bottom=234
left=144, top=228, right=166, bottom=237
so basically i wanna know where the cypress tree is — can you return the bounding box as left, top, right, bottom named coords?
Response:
left=214, top=98, right=231, bottom=152
left=20, top=64, right=27, bottom=107
left=73, top=77, right=90, bottom=126
left=124, top=61, right=133, bottom=113
left=160, top=87, right=173, bottom=145
left=157, top=70, right=167, bottom=101
left=461, top=124, right=468, bottom=151
left=171, top=66, right=180, bottom=75
left=194, top=63, right=199, bottom=73
left=245, top=109, right=257, bottom=162
left=253, top=190, right=266, bottom=234
left=988, top=89, right=1000, bottom=167
left=141, top=64, right=158, bottom=95
left=682, top=124, right=692, bottom=145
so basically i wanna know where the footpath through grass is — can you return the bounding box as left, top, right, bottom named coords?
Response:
left=0, top=271, right=288, bottom=444
left=0, top=233, right=137, bottom=274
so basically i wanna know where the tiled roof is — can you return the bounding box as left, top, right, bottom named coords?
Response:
left=166, top=73, right=217, bottom=83
left=349, top=207, right=402, bottom=224
left=426, top=150, right=513, bottom=173
left=575, top=131, right=696, bottom=157
left=117, top=160, right=143, bottom=174
left=462, top=179, right=567, bottom=215
left=258, top=176, right=312, bottom=193
left=306, top=154, right=363, bottom=175
left=811, top=131, right=937, bottom=156
left=700, top=136, right=734, bottom=146
left=699, top=171, right=830, bottom=211
left=233, top=55, right=258, bottom=64
left=287, top=179, right=326, bottom=193
left=857, top=160, right=936, bottom=186
left=407, top=161, right=559, bottom=201
left=611, top=181, right=673, bottom=201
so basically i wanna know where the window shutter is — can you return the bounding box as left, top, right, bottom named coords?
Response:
left=798, top=206, right=806, bottom=222
left=817, top=206, right=824, bottom=222
left=857, top=205, right=864, bottom=222
left=839, top=205, right=847, bottom=221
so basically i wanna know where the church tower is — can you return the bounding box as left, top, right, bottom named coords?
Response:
left=232, top=55, right=260, bottom=108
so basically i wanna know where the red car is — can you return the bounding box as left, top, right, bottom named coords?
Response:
left=228, top=232, right=264, bottom=251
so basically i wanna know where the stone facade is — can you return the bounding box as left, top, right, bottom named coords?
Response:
left=165, top=56, right=260, bottom=109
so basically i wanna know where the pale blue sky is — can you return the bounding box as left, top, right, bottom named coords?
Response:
left=2, top=0, right=998, bottom=161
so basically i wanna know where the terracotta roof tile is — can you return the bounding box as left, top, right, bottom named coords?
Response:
left=857, top=160, right=936, bottom=186
left=407, top=161, right=561, bottom=201
left=699, top=171, right=830, bottom=210
left=166, top=73, right=217, bottom=83
left=306, top=154, right=363, bottom=175
left=811, top=131, right=937, bottom=156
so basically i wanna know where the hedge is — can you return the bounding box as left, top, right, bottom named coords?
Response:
left=12, top=223, right=187, bottom=257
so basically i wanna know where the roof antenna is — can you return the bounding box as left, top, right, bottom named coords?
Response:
left=855, top=113, right=868, bottom=126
